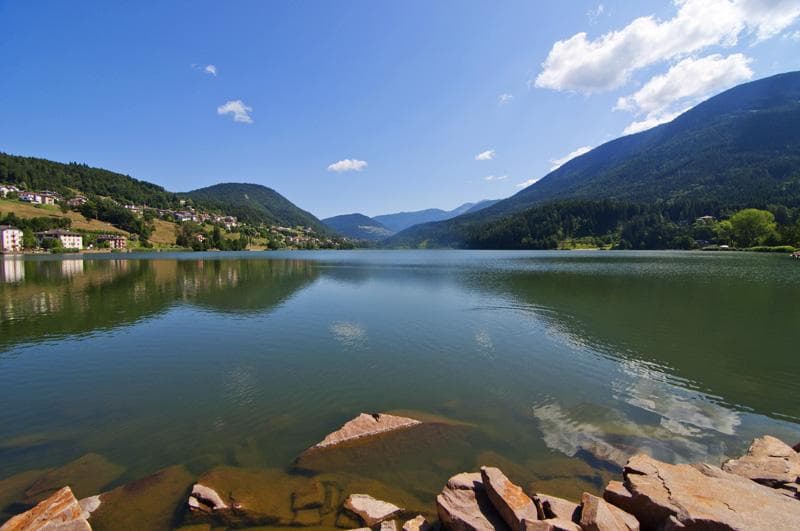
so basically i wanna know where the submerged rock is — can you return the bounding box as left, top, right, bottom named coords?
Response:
left=291, top=480, right=326, bottom=510
left=22, top=454, right=124, bottom=505
left=311, top=413, right=422, bottom=449
left=611, top=453, right=800, bottom=530
left=0, top=486, right=90, bottom=531
left=578, top=492, right=638, bottom=531
left=436, top=472, right=509, bottom=531
left=88, top=465, right=195, bottom=531
left=480, top=466, right=538, bottom=529
left=183, top=466, right=347, bottom=528
left=343, top=494, right=403, bottom=527
left=722, top=435, right=800, bottom=494
left=380, top=519, right=399, bottom=531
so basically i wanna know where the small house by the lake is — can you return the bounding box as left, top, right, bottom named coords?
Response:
left=36, top=229, right=83, bottom=250
left=97, top=234, right=127, bottom=249
left=0, top=225, right=23, bottom=252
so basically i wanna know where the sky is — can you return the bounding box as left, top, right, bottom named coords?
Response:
left=1, top=1, right=799, bottom=219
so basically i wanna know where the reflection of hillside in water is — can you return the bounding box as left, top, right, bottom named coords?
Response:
left=0, top=258, right=319, bottom=350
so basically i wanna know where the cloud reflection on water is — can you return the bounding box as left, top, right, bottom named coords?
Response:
left=329, top=321, right=367, bottom=349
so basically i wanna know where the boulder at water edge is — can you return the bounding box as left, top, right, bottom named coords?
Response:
left=0, top=486, right=90, bottom=531
left=605, top=453, right=800, bottom=530
left=480, top=466, right=538, bottom=529
left=311, top=413, right=422, bottom=449
left=343, top=494, right=403, bottom=527
left=436, top=472, right=509, bottom=531
left=722, top=435, right=800, bottom=498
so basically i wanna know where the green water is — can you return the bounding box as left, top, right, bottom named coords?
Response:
left=1, top=250, right=799, bottom=527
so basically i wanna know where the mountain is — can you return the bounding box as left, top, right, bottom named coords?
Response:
left=322, top=213, right=394, bottom=241
left=182, top=183, right=328, bottom=233
left=387, top=71, right=800, bottom=248
left=374, top=199, right=498, bottom=232
left=464, top=199, right=501, bottom=214
left=0, top=152, right=177, bottom=208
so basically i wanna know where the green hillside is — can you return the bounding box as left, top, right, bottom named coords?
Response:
left=322, top=213, right=394, bottom=241
left=388, top=71, right=800, bottom=249
left=182, top=183, right=328, bottom=233
left=0, top=152, right=177, bottom=208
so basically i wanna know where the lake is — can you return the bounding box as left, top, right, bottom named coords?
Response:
left=1, top=250, right=799, bottom=528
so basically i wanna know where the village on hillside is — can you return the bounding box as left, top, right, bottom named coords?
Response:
left=0, top=183, right=350, bottom=253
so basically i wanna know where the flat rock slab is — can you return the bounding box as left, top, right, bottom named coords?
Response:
left=533, top=494, right=579, bottom=522
left=579, top=492, right=638, bottom=531
left=722, top=435, right=800, bottom=489
left=1, top=486, right=90, bottom=531
left=436, top=472, right=509, bottom=531
left=403, top=514, right=432, bottom=531
left=312, top=413, right=421, bottom=449
left=480, top=466, right=538, bottom=529
left=615, top=453, right=800, bottom=530
left=344, top=494, right=403, bottom=527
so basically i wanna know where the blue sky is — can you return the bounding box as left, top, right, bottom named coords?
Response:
left=1, top=1, right=799, bottom=218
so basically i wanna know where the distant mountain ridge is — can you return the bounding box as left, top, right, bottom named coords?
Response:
left=387, top=71, right=800, bottom=247
left=181, top=183, right=328, bottom=233
left=374, top=199, right=499, bottom=232
left=322, top=213, right=394, bottom=241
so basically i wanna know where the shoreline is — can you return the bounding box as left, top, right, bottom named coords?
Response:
left=2, top=424, right=798, bottom=530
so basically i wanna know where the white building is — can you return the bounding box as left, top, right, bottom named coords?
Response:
left=0, top=184, right=20, bottom=198
left=0, top=225, right=24, bottom=252
left=36, top=229, right=83, bottom=250
left=19, top=191, right=60, bottom=205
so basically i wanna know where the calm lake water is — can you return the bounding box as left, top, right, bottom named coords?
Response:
left=1, top=250, right=799, bottom=527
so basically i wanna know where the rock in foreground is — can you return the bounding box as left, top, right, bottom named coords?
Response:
left=0, top=486, right=90, bottom=531
left=436, top=472, right=509, bottom=531
left=480, top=466, right=538, bottom=529
left=578, top=492, right=637, bottom=531
left=403, top=514, right=432, bottom=531
left=722, top=435, right=800, bottom=497
left=312, top=413, right=422, bottom=449
left=344, top=494, right=403, bottom=527
left=607, top=453, right=800, bottom=530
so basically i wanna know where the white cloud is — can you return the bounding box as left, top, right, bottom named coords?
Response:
left=550, top=146, right=593, bottom=170
left=498, top=93, right=513, bottom=105
left=516, top=178, right=540, bottom=188
left=616, top=54, right=753, bottom=115
left=587, top=3, right=606, bottom=24
left=785, top=29, right=800, bottom=41
left=623, top=109, right=686, bottom=135
left=534, top=0, right=800, bottom=93
left=616, top=53, right=753, bottom=134
left=475, top=149, right=496, bottom=161
left=216, top=100, right=253, bottom=123
left=484, top=175, right=508, bottom=182
left=204, top=64, right=217, bottom=76
left=327, top=159, right=368, bottom=173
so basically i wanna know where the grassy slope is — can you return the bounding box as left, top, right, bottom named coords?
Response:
left=0, top=199, right=128, bottom=235
left=149, top=219, right=178, bottom=246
